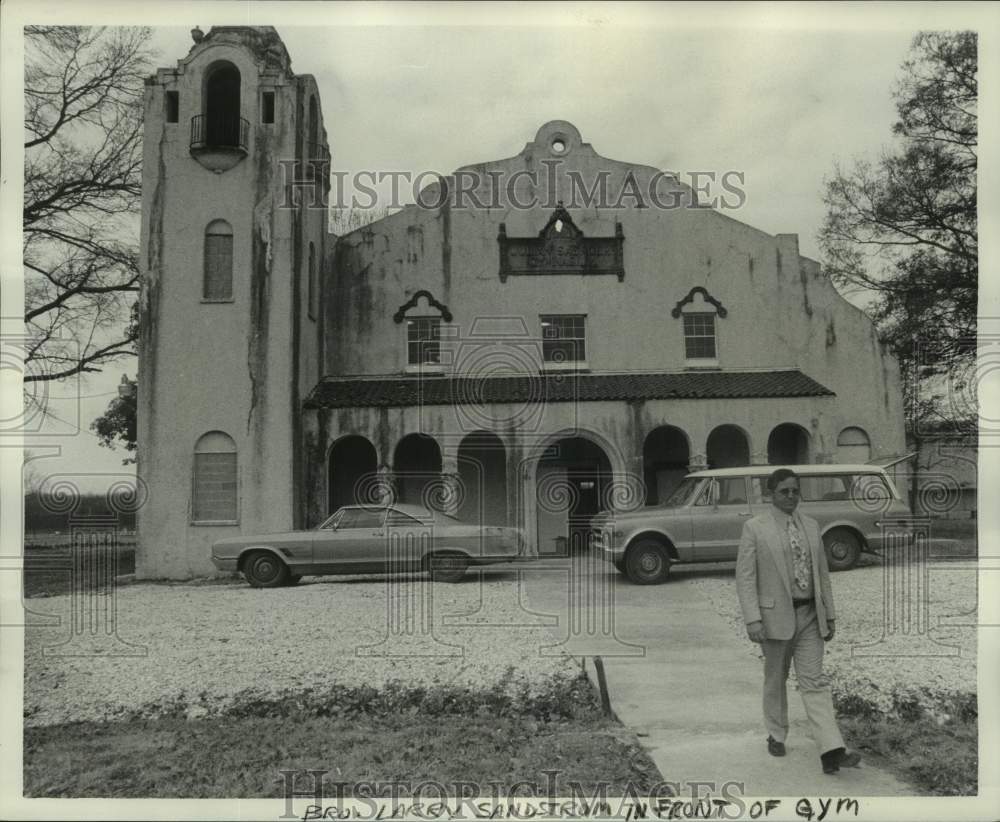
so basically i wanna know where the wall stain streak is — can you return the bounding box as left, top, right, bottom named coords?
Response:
left=799, top=264, right=814, bottom=317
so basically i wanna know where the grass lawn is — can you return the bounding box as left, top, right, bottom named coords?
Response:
left=24, top=711, right=660, bottom=798
left=836, top=694, right=977, bottom=796
left=23, top=536, right=135, bottom=598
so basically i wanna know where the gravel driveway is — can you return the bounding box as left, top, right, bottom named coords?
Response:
left=686, top=558, right=977, bottom=715
left=24, top=573, right=579, bottom=728
left=24, top=557, right=978, bottom=728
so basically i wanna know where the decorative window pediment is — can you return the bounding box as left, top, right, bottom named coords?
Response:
left=672, top=287, right=726, bottom=365
left=393, top=290, right=452, bottom=370
left=498, top=205, right=624, bottom=282
left=392, top=289, right=453, bottom=324
left=670, top=286, right=727, bottom=319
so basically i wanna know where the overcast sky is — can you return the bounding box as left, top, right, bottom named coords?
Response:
left=7, top=2, right=998, bottom=492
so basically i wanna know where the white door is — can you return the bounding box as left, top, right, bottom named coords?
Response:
left=536, top=464, right=570, bottom=556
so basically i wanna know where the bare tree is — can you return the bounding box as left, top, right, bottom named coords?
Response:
left=23, top=26, right=153, bottom=385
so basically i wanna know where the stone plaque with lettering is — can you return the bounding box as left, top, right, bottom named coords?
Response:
left=498, top=207, right=625, bottom=282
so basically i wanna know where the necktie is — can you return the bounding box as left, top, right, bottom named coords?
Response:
left=788, top=518, right=810, bottom=591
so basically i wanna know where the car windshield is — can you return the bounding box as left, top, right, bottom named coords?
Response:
left=663, top=477, right=701, bottom=507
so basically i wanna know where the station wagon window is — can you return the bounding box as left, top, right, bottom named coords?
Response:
left=749, top=473, right=892, bottom=505
left=338, top=507, right=386, bottom=529
left=664, top=477, right=700, bottom=506
left=852, top=474, right=892, bottom=503
left=717, top=477, right=748, bottom=505
left=693, top=481, right=713, bottom=506
left=694, top=477, right=748, bottom=506
left=799, top=475, right=852, bottom=502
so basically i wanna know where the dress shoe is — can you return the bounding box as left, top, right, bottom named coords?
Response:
left=822, top=747, right=861, bottom=773
left=767, top=735, right=786, bottom=757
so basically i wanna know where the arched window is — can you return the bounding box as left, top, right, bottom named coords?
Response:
left=307, top=242, right=317, bottom=320
left=204, top=62, right=241, bottom=148
left=203, top=220, right=233, bottom=300
left=837, top=427, right=871, bottom=463
left=193, top=432, right=238, bottom=522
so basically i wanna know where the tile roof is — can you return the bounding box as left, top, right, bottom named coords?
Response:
left=304, top=370, right=835, bottom=409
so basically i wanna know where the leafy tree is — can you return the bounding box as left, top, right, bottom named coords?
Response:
left=91, top=375, right=137, bottom=465
left=820, top=31, right=977, bottom=509
left=820, top=31, right=977, bottom=423
left=23, top=26, right=153, bottom=385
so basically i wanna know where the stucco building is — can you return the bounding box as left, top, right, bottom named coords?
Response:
left=136, top=27, right=906, bottom=578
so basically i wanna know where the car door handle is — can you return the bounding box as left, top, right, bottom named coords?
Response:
left=738, top=512, right=753, bottom=517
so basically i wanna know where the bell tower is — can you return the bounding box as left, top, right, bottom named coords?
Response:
left=136, top=27, right=330, bottom=578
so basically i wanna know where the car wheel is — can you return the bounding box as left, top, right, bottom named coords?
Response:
left=823, top=528, right=861, bottom=571
left=613, top=558, right=627, bottom=575
left=428, top=553, right=469, bottom=583
left=625, top=539, right=671, bottom=585
left=243, top=551, right=289, bottom=588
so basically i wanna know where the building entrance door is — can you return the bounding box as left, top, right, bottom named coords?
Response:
left=536, top=463, right=604, bottom=557
left=566, top=466, right=601, bottom=554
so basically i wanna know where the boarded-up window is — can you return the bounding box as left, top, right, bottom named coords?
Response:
left=261, top=91, right=275, bottom=124
left=203, top=220, right=233, bottom=301
left=193, top=432, right=237, bottom=522
left=165, top=91, right=179, bottom=123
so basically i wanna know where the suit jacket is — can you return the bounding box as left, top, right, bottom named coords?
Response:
left=735, top=509, right=835, bottom=640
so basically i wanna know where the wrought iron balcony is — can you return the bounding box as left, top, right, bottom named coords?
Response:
left=190, top=114, right=250, bottom=172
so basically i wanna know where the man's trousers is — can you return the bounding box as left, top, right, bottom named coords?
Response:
left=760, top=602, right=844, bottom=754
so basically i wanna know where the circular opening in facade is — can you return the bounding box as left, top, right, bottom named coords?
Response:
left=551, top=139, right=566, bottom=155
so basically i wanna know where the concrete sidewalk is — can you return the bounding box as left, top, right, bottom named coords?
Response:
left=521, top=562, right=910, bottom=796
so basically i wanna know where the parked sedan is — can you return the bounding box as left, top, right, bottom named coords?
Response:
left=211, top=504, right=528, bottom=587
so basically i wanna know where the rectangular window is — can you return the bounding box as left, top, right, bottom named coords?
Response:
left=407, top=317, right=441, bottom=365
left=716, top=477, right=748, bottom=506
left=165, top=91, right=179, bottom=123
left=683, top=313, right=717, bottom=359
left=261, top=91, right=275, bottom=124
left=203, top=234, right=234, bottom=301
left=193, top=453, right=237, bottom=521
left=541, top=315, right=586, bottom=363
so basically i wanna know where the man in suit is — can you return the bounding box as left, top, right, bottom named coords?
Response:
left=735, top=468, right=861, bottom=774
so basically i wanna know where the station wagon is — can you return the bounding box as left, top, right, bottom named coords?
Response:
left=593, top=464, right=912, bottom=584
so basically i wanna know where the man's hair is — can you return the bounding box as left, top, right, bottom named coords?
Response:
left=766, top=468, right=799, bottom=491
